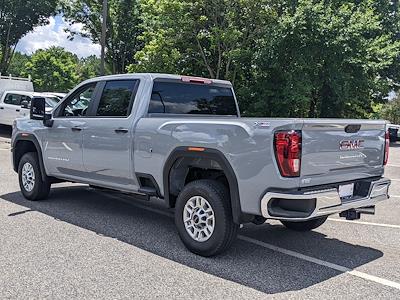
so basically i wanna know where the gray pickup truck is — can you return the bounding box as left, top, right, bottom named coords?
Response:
left=11, top=73, right=391, bottom=256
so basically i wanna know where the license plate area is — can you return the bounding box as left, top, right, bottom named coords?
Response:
left=338, top=183, right=354, bottom=201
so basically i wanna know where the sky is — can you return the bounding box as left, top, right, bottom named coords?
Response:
left=16, top=15, right=100, bottom=58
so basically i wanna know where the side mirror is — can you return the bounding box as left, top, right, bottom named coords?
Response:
left=30, top=97, right=45, bottom=120
left=21, top=100, right=30, bottom=109
left=30, top=97, right=54, bottom=127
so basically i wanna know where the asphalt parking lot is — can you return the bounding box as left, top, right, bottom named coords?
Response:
left=0, top=124, right=399, bottom=299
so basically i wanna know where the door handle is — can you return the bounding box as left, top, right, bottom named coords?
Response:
left=71, top=126, right=82, bottom=132
left=114, top=128, right=128, bottom=133
left=0, top=107, right=4, bottom=109
left=16, top=109, right=20, bottom=112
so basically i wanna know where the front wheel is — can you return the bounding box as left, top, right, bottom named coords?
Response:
left=174, top=179, right=239, bottom=257
left=280, top=216, right=328, bottom=231
left=18, top=152, right=51, bottom=201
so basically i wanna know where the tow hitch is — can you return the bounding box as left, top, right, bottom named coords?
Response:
left=339, top=206, right=375, bottom=220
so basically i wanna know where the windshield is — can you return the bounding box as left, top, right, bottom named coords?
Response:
left=44, top=97, right=61, bottom=108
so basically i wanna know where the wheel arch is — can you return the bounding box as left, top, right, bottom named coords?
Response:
left=12, top=134, right=47, bottom=182
left=163, top=146, right=242, bottom=224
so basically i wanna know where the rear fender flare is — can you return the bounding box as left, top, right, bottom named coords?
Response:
left=163, top=147, right=242, bottom=224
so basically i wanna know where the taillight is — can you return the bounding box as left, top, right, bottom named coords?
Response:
left=274, top=130, right=302, bottom=177
left=384, top=130, right=389, bottom=165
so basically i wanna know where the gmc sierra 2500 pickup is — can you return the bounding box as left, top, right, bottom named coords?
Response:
left=11, top=73, right=391, bottom=256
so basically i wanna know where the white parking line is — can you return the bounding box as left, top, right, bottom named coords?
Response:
left=238, top=236, right=400, bottom=290
left=388, top=164, right=400, bottom=168
left=97, top=190, right=400, bottom=291
left=328, top=218, right=400, bottom=229
left=391, top=179, right=400, bottom=182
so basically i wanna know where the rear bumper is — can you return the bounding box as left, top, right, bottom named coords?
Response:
left=261, top=177, right=391, bottom=221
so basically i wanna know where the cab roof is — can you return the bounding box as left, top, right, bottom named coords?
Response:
left=83, top=73, right=232, bottom=86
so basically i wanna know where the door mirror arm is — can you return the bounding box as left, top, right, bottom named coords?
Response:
left=43, top=113, right=54, bottom=127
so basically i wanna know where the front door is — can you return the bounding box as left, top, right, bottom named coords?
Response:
left=82, top=79, right=140, bottom=191
left=43, top=82, right=98, bottom=179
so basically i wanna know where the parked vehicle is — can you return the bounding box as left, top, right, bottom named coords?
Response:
left=388, top=124, right=399, bottom=142
left=11, top=73, right=391, bottom=256
left=0, top=91, right=61, bottom=126
left=42, top=92, right=67, bottom=100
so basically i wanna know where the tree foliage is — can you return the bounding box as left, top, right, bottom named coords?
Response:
left=7, top=52, right=30, bottom=77
left=2, top=0, right=399, bottom=119
left=0, top=0, right=58, bottom=73
left=129, top=0, right=400, bottom=118
left=380, top=96, right=400, bottom=124
left=63, top=0, right=142, bottom=74
left=128, top=0, right=272, bottom=83
left=7, top=49, right=100, bottom=91
left=77, top=55, right=101, bottom=81
left=244, top=0, right=400, bottom=118
left=24, top=47, right=80, bottom=92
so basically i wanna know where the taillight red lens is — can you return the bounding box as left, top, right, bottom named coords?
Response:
left=274, top=130, right=302, bottom=177
left=384, top=130, right=389, bottom=165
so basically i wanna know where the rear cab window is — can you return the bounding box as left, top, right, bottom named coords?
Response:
left=148, top=80, right=238, bottom=116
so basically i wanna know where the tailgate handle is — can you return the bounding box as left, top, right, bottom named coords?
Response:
left=345, top=124, right=361, bottom=133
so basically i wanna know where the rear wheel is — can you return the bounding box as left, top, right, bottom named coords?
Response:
left=174, top=179, right=238, bottom=256
left=18, top=152, right=50, bottom=201
left=280, top=216, right=328, bottom=231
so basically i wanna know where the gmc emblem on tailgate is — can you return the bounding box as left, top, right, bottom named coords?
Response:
left=339, top=139, right=364, bottom=150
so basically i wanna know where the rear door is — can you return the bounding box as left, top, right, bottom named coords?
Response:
left=300, top=119, right=386, bottom=187
left=82, top=79, right=140, bottom=191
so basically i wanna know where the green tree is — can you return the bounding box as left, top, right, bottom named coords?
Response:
left=7, top=52, right=30, bottom=77
left=242, top=0, right=400, bottom=118
left=128, top=0, right=272, bottom=84
left=24, top=47, right=80, bottom=92
left=77, top=55, right=101, bottom=81
left=63, top=0, right=142, bottom=73
left=130, top=0, right=400, bottom=119
left=380, top=95, right=400, bottom=124
left=0, top=0, right=58, bottom=73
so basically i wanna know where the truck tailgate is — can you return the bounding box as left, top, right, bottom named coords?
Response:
left=300, top=120, right=386, bottom=187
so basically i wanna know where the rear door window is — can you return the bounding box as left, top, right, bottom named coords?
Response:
left=95, top=80, right=138, bottom=117
left=149, top=81, right=238, bottom=115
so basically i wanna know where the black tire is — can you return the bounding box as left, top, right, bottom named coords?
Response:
left=174, top=179, right=239, bottom=257
left=18, top=152, right=51, bottom=201
left=280, top=216, right=328, bottom=231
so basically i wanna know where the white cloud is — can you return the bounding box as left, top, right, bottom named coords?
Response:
left=16, top=16, right=100, bottom=58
